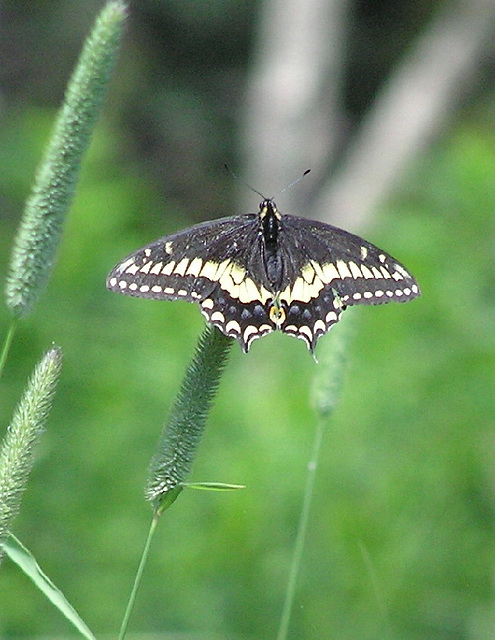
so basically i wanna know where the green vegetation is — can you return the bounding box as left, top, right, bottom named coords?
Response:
left=1, top=108, right=494, bottom=638
left=0, top=3, right=494, bottom=639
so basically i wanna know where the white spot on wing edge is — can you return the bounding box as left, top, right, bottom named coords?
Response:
left=394, top=263, right=411, bottom=279
left=284, top=324, right=298, bottom=333
left=225, top=320, right=241, bottom=334
left=243, top=325, right=259, bottom=343
left=295, top=329, right=312, bottom=348
left=258, top=323, right=272, bottom=333
left=313, top=319, right=326, bottom=334
left=117, top=257, right=135, bottom=272
left=298, top=325, right=313, bottom=341
left=210, top=310, right=225, bottom=323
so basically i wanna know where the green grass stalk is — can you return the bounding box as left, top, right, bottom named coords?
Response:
left=5, top=1, right=127, bottom=318
left=0, top=346, right=63, bottom=562
left=277, top=318, right=352, bottom=640
left=146, top=324, right=234, bottom=510
left=118, top=512, right=160, bottom=640
left=0, top=320, right=18, bottom=380
left=117, top=325, right=232, bottom=636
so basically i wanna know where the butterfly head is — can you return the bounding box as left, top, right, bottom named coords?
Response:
left=259, top=198, right=281, bottom=221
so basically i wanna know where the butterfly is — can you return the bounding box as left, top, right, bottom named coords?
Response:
left=107, top=199, right=420, bottom=352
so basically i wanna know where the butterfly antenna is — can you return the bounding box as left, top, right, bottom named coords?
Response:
left=224, top=164, right=266, bottom=200
left=279, top=168, right=311, bottom=194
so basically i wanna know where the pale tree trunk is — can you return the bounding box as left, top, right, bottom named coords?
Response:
left=239, top=0, right=351, bottom=213
left=240, top=0, right=495, bottom=229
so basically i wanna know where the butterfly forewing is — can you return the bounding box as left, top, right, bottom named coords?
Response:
left=107, top=200, right=420, bottom=352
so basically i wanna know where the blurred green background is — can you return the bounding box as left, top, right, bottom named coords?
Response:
left=1, top=1, right=495, bottom=639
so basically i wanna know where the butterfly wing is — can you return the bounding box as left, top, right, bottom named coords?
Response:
left=274, top=216, right=420, bottom=351
left=107, top=208, right=420, bottom=353
left=107, top=214, right=280, bottom=350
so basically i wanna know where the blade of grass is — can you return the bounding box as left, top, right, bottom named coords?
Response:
left=118, top=512, right=159, bottom=640
left=2, top=534, right=96, bottom=640
left=277, top=316, right=352, bottom=640
left=0, top=320, right=17, bottom=380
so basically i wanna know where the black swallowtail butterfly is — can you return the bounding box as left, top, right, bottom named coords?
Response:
left=107, top=199, right=420, bottom=352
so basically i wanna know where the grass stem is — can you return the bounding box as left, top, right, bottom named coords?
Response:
left=118, top=512, right=159, bottom=640
left=0, top=320, right=17, bottom=380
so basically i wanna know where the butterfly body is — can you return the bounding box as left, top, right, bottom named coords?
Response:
left=107, top=199, right=420, bottom=352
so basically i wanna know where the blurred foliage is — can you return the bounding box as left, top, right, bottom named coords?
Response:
left=1, top=2, right=495, bottom=640
left=0, top=0, right=449, bottom=219
left=1, top=102, right=495, bottom=640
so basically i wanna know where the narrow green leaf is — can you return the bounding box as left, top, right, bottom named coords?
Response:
left=2, top=534, right=96, bottom=640
left=183, top=482, right=246, bottom=491
left=0, top=320, right=17, bottom=380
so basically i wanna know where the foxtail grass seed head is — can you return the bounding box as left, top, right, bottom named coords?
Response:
left=146, top=325, right=233, bottom=510
left=311, top=316, right=351, bottom=418
left=5, top=1, right=127, bottom=317
left=0, top=346, right=63, bottom=561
